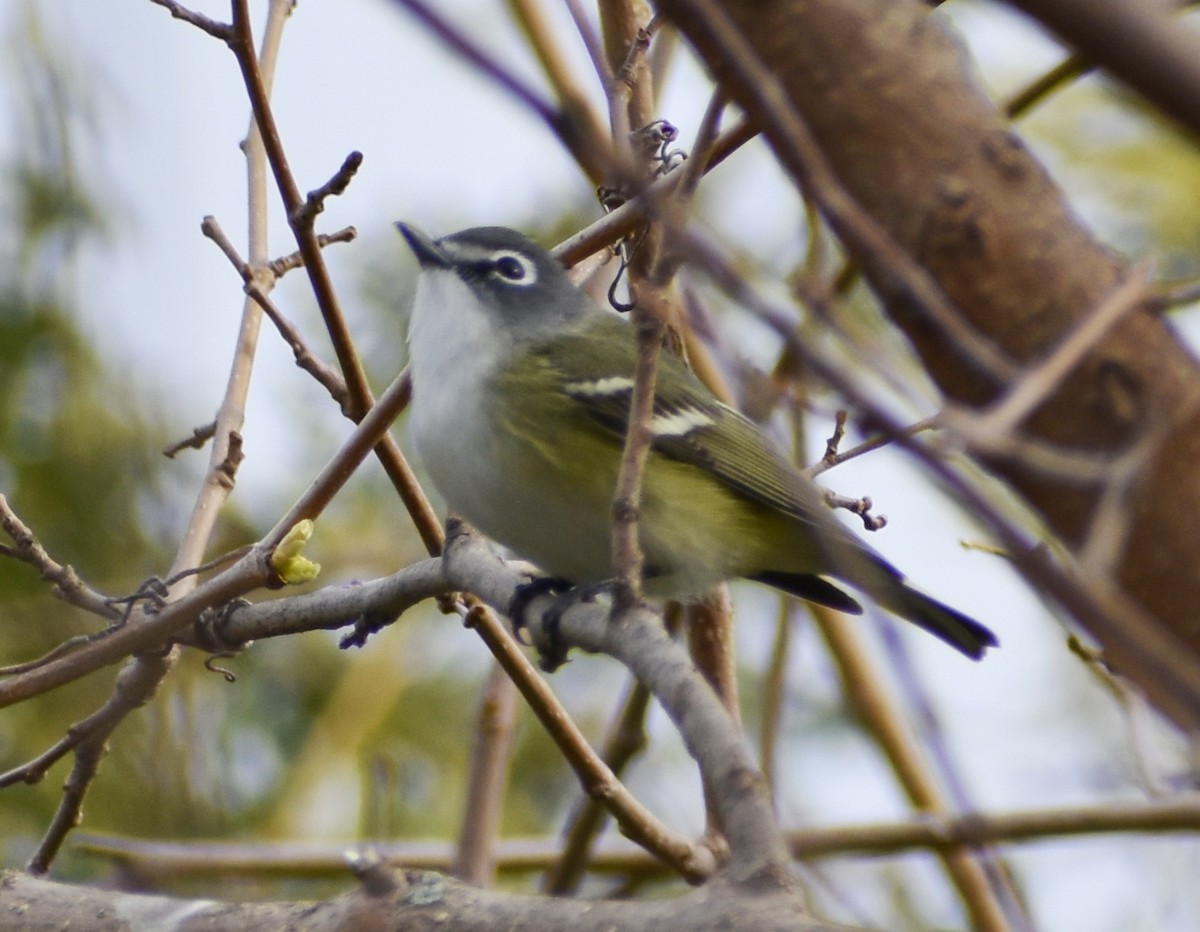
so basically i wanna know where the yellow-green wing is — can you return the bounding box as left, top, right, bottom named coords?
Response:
left=530, top=322, right=824, bottom=528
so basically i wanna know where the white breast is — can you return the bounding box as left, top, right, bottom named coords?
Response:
left=406, top=270, right=514, bottom=525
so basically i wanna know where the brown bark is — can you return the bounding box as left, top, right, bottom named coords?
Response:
left=657, top=0, right=1200, bottom=726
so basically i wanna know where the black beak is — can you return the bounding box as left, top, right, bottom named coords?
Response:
left=396, top=222, right=452, bottom=270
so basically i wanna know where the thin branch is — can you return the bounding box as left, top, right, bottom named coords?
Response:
left=0, top=495, right=118, bottom=621
left=1078, top=391, right=1195, bottom=577
left=1003, top=53, right=1090, bottom=119
left=807, top=417, right=937, bottom=478
left=678, top=225, right=1200, bottom=725
left=454, top=662, right=518, bottom=886
left=508, top=0, right=612, bottom=164
left=541, top=675, right=654, bottom=894
left=291, top=150, right=363, bottom=228
left=877, top=617, right=1033, bottom=928
left=610, top=308, right=663, bottom=609
left=664, top=0, right=1018, bottom=386
left=390, top=0, right=612, bottom=183
left=25, top=649, right=175, bottom=874
left=443, top=524, right=720, bottom=883
left=222, top=0, right=444, bottom=558
left=201, top=214, right=348, bottom=406
left=1007, top=0, right=1200, bottom=138
left=603, top=5, right=658, bottom=159
left=683, top=588, right=740, bottom=852
left=549, top=118, right=756, bottom=269
left=758, top=597, right=794, bottom=799
left=821, top=490, right=887, bottom=532
left=563, top=0, right=612, bottom=88
left=444, top=523, right=786, bottom=882
left=267, top=225, right=357, bottom=278
left=74, top=795, right=1200, bottom=880
left=3, top=5, right=297, bottom=873
left=148, top=0, right=232, bottom=40
left=0, top=368, right=415, bottom=709
left=166, top=0, right=296, bottom=590
left=974, top=262, right=1155, bottom=439
left=674, top=88, right=726, bottom=201
left=813, top=606, right=1013, bottom=931
left=162, top=420, right=216, bottom=458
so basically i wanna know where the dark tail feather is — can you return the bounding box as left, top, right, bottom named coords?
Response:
left=753, top=566, right=997, bottom=660
left=751, top=572, right=864, bottom=615
left=881, top=585, right=998, bottom=660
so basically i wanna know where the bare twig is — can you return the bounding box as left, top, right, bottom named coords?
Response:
left=674, top=89, right=726, bottom=201
left=445, top=524, right=787, bottom=882
left=3, top=4, right=302, bottom=873
left=148, top=0, right=231, bottom=40
left=541, top=675, right=654, bottom=894
left=821, top=410, right=848, bottom=464
left=664, top=0, right=1018, bottom=385
left=605, top=11, right=658, bottom=157
left=974, top=262, right=1155, bottom=440
left=25, top=649, right=175, bottom=874
left=198, top=557, right=448, bottom=647
left=1003, top=54, right=1090, bottom=119
left=443, top=524, right=719, bottom=883
left=680, top=223, right=1200, bottom=725
left=454, top=662, right=518, bottom=886
left=814, top=606, right=1013, bottom=931
left=610, top=308, right=664, bottom=610
left=1077, top=388, right=1197, bottom=577
left=267, top=225, right=357, bottom=278
left=549, top=119, right=756, bottom=269
left=74, top=795, right=1200, bottom=879
left=222, top=0, right=444, bottom=558
left=563, top=0, right=612, bottom=87
left=0, top=367, right=414, bottom=709
left=292, top=150, right=363, bottom=228
left=162, top=421, right=216, bottom=458
left=0, top=495, right=118, bottom=621
left=390, top=0, right=612, bottom=183
left=684, top=588, right=740, bottom=852
left=1007, top=0, right=1200, bottom=138
left=807, top=417, right=937, bottom=478
left=508, top=0, right=611, bottom=162
left=822, top=490, right=887, bottom=532
left=758, top=597, right=795, bottom=799
left=201, top=214, right=348, bottom=406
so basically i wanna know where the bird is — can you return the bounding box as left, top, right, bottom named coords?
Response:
left=398, top=223, right=997, bottom=659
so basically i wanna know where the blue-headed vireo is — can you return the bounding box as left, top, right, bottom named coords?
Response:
left=398, top=224, right=997, bottom=659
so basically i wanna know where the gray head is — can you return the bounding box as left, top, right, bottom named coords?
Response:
left=397, top=224, right=595, bottom=339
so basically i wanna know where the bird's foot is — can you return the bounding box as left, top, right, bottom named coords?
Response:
left=510, top=578, right=611, bottom=672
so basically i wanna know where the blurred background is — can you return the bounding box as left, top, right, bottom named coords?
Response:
left=0, top=0, right=1198, bottom=928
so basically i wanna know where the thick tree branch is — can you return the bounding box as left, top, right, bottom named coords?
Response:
left=0, top=868, right=848, bottom=932
left=1005, top=0, right=1200, bottom=138
left=657, top=0, right=1200, bottom=728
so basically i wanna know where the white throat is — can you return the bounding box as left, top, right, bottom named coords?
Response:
left=406, top=268, right=510, bottom=500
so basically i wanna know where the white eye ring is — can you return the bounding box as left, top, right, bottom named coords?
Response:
left=489, top=251, right=538, bottom=286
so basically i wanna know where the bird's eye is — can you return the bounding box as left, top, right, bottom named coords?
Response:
left=484, top=249, right=537, bottom=285
left=494, top=256, right=526, bottom=281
